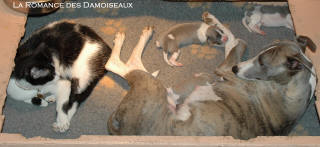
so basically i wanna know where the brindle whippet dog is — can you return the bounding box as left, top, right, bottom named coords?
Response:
left=106, top=25, right=316, bottom=139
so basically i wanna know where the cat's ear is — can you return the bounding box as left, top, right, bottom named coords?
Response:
left=30, top=66, right=51, bottom=79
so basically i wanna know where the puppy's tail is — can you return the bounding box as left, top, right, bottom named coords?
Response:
left=242, top=12, right=252, bottom=33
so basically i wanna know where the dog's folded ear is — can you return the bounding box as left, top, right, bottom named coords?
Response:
left=296, top=35, right=317, bottom=53
left=286, top=54, right=314, bottom=76
left=286, top=57, right=303, bottom=71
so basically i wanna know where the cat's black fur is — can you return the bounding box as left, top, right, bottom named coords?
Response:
left=10, top=21, right=111, bottom=132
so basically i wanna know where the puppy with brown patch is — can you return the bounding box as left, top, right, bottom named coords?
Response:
left=202, top=12, right=238, bottom=59
left=156, top=22, right=228, bottom=66
left=106, top=27, right=316, bottom=139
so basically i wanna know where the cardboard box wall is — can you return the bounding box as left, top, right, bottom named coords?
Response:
left=0, top=0, right=319, bottom=146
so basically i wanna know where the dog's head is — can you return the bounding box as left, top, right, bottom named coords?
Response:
left=232, top=36, right=316, bottom=84
left=206, top=24, right=228, bottom=46
left=13, top=42, right=55, bottom=85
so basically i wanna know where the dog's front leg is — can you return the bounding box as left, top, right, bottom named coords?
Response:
left=52, top=79, right=71, bottom=132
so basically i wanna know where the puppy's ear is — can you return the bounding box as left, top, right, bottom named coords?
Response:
left=206, top=26, right=218, bottom=45
left=296, top=35, right=317, bottom=53
left=30, top=66, right=51, bottom=79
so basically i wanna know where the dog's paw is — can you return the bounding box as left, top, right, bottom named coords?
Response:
left=142, top=26, right=153, bottom=38
left=52, top=121, right=70, bottom=133
left=114, top=32, right=125, bottom=45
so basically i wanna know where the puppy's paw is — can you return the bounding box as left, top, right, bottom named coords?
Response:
left=45, top=95, right=56, bottom=103
left=169, top=58, right=183, bottom=67
left=259, top=31, right=266, bottom=36
left=40, top=100, right=48, bottom=107
left=202, top=11, right=210, bottom=22
left=114, top=32, right=125, bottom=45
left=167, top=60, right=183, bottom=67
left=172, top=62, right=183, bottom=67
left=52, top=120, right=70, bottom=133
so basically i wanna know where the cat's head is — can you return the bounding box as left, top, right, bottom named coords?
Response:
left=13, top=42, right=55, bottom=85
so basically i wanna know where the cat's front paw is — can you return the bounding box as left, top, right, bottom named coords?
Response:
left=52, top=120, right=70, bottom=133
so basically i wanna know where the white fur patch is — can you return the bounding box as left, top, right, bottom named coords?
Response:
left=242, top=13, right=252, bottom=33
left=68, top=102, right=78, bottom=121
left=309, top=67, right=317, bottom=100
left=72, top=41, right=101, bottom=93
left=236, top=58, right=255, bottom=80
left=156, top=41, right=161, bottom=48
left=197, top=23, right=209, bottom=43
left=52, top=57, right=72, bottom=79
left=166, top=87, right=180, bottom=106
left=168, top=34, right=175, bottom=40
left=248, top=14, right=262, bottom=33
left=53, top=79, right=71, bottom=132
left=168, top=50, right=183, bottom=66
left=175, top=83, right=222, bottom=121
left=152, top=70, right=160, bottom=78
left=261, top=13, right=291, bottom=27
left=175, top=104, right=191, bottom=121
left=187, top=83, right=222, bottom=103
left=163, top=51, right=174, bottom=66
left=299, top=51, right=316, bottom=99
left=44, top=94, right=56, bottom=103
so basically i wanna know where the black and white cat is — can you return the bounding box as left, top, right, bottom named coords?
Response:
left=6, top=21, right=111, bottom=132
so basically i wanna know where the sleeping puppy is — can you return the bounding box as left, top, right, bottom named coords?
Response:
left=242, top=5, right=294, bottom=35
left=166, top=72, right=216, bottom=113
left=7, top=21, right=111, bottom=132
left=156, top=22, right=228, bottom=66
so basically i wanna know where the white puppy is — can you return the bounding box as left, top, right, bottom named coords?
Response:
left=242, top=5, right=294, bottom=35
